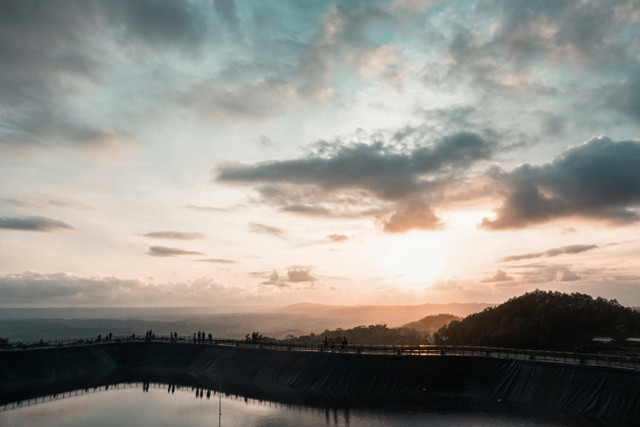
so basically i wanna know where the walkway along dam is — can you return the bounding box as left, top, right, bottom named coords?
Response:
left=1, top=338, right=639, bottom=423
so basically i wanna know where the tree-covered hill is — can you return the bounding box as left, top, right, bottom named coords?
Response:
left=402, top=314, right=460, bottom=335
left=433, top=290, right=640, bottom=350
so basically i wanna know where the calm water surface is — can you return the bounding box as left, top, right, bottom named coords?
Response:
left=0, top=383, right=593, bottom=426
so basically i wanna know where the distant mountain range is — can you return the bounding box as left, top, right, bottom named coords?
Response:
left=0, top=302, right=491, bottom=342
left=276, top=302, right=490, bottom=328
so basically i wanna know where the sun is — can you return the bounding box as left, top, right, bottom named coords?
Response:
left=378, top=232, right=446, bottom=284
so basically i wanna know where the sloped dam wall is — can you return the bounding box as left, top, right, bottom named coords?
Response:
left=0, top=342, right=638, bottom=423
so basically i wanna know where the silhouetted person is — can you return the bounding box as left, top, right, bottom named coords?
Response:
left=208, top=333, right=212, bottom=342
left=97, top=334, right=102, bottom=341
left=342, top=336, right=348, bottom=351
left=323, top=336, right=328, bottom=349
left=193, top=332, right=196, bottom=343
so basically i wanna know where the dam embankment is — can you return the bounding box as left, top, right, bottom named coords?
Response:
left=0, top=342, right=638, bottom=423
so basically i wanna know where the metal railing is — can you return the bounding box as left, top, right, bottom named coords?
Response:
left=2, top=335, right=639, bottom=371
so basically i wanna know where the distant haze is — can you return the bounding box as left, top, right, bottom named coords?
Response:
left=0, top=303, right=490, bottom=342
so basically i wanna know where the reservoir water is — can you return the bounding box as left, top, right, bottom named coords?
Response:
left=0, top=382, right=599, bottom=426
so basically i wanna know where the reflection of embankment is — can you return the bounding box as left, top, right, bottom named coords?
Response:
left=2, top=382, right=272, bottom=413
left=0, top=342, right=638, bottom=423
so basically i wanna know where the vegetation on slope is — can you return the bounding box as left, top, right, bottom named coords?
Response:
left=433, top=290, right=640, bottom=350
left=402, top=314, right=460, bottom=335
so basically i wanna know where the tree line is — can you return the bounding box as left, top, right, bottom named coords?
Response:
left=433, top=290, right=640, bottom=351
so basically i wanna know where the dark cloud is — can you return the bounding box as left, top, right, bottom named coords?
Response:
left=214, top=0, right=241, bottom=37
left=261, top=270, right=289, bottom=287
left=2, top=197, right=96, bottom=210
left=248, top=223, right=286, bottom=238
left=142, top=231, right=206, bottom=240
left=258, top=135, right=276, bottom=148
left=0, top=0, right=210, bottom=150
left=280, top=204, right=334, bottom=217
left=481, top=270, right=514, bottom=283
left=219, top=132, right=494, bottom=199
left=499, top=244, right=599, bottom=262
left=436, top=0, right=639, bottom=134
left=113, top=0, right=208, bottom=49
left=261, top=267, right=318, bottom=287
left=198, top=258, right=236, bottom=264
left=483, top=137, right=640, bottom=229
left=146, top=246, right=204, bottom=257
left=0, top=216, right=74, bottom=232
left=454, top=0, right=635, bottom=75
left=286, top=268, right=318, bottom=282
left=327, top=234, right=349, bottom=242
left=218, top=130, right=495, bottom=232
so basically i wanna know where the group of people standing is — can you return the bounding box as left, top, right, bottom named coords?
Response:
left=96, top=332, right=113, bottom=342
left=193, top=331, right=212, bottom=342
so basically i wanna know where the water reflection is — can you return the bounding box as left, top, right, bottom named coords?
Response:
left=0, top=381, right=604, bottom=426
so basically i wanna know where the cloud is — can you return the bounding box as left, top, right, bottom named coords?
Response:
left=609, top=69, right=640, bottom=121
left=186, top=205, right=229, bottom=213
left=499, top=244, right=599, bottom=262
left=257, top=135, right=276, bottom=148
left=218, top=130, right=495, bottom=232
left=177, top=2, right=410, bottom=123
left=214, top=0, right=241, bottom=37
left=482, top=137, right=640, bottom=229
left=261, top=267, right=318, bottom=287
left=446, top=0, right=636, bottom=84
left=146, top=246, right=204, bottom=257
left=0, top=216, right=74, bottom=232
left=248, top=223, right=286, bottom=238
left=280, top=204, right=334, bottom=217
left=0, top=0, right=211, bottom=151
left=142, top=231, right=206, bottom=240
left=0, top=271, right=245, bottom=307
left=2, top=197, right=96, bottom=211
left=219, top=132, right=494, bottom=198
left=381, top=202, right=442, bottom=233
left=261, top=270, right=289, bottom=288
left=286, top=268, right=318, bottom=283
left=198, top=258, right=236, bottom=264
left=509, top=264, right=583, bottom=284
left=327, top=234, right=349, bottom=242
left=481, top=270, right=514, bottom=283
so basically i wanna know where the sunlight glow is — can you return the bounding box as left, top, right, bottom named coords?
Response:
left=379, top=232, right=446, bottom=285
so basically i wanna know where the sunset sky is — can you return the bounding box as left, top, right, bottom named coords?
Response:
left=1, top=0, right=640, bottom=307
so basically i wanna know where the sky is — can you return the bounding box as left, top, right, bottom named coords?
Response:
left=1, top=0, right=640, bottom=308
